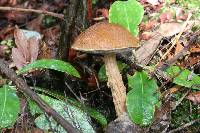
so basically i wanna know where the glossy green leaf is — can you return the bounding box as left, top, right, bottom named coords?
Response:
left=109, top=0, right=144, bottom=36
left=64, top=97, right=107, bottom=128
left=0, top=85, right=20, bottom=128
left=29, top=94, right=95, bottom=133
left=30, top=86, right=107, bottom=128
left=126, top=71, right=160, bottom=126
left=166, top=66, right=200, bottom=90
left=18, top=59, right=80, bottom=78
left=98, top=62, right=127, bottom=81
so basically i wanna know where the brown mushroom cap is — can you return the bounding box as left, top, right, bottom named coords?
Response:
left=72, top=22, right=139, bottom=54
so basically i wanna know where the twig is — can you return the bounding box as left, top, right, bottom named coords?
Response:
left=165, top=34, right=197, bottom=65
left=158, top=13, right=192, bottom=65
left=0, top=59, right=77, bottom=133
left=172, top=90, right=190, bottom=110
left=65, top=81, right=82, bottom=103
left=158, top=31, right=199, bottom=71
left=0, top=6, right=64, bottom=20
left=168, top=118, right=200, bottom=133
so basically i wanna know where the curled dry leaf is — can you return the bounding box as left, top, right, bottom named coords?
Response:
left=28, top=37, right=39, bottom=63
left=11, top=29, right=39, bottom=69
left=158, top=23, right=185, bottom=37
left=14, top=29, right=29, bottom=60
left=12, top=48, right=27, bottom=69
left=186, top=92, right=200, bottom=105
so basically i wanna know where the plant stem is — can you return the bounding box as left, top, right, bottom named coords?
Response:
left=103, top=54, right=126, bottom=116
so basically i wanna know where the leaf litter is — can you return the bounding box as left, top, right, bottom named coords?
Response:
left=11, top=29, right=39, bottom=69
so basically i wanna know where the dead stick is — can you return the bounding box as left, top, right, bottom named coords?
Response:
left=0, top=59, right=77, bottom=133
left=168, top=118, right=200, bottom=133
left=0, top=6, right=64, bottom=20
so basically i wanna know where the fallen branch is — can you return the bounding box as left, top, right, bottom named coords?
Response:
left=0, top=59, right=77, bottom=133
left=0, top=6, right=64, bottom=20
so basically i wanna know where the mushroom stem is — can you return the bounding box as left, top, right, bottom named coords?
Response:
left=103, top=54, right=126, bottom=116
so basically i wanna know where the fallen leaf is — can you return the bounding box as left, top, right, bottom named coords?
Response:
left=174, top=42, right=184, bottom=55
left=12, top=48, right=27, bottom=69
left=186, top=92, right=200, bottom=104
left=174, top=7, right=188, bottom=21
left=28, top=37, right=39, bottom=63
left=140, top=20, right=158, bottom=31
left=42, top=25, right=60, bottom=46
left=158, top=23, right=185, bottom=37
left=26, top=16, right=44, bottom=32
left=38, top=41, right=52, bottom=59
left=167, top=41, right=184, bottom=60
left=14, top=29, right=29, bottom=61
left=190, top=43, right=200, bottom=53
left=11, top=29, right=40, bottom=69
left=159, top=11, right=173, bottom=24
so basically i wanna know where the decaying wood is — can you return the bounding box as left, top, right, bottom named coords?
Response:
left=103, top=54, right=126, bottom=116
left=0, top=59, right=77, bottom=133
left=57, top=0, right=80, bottom=60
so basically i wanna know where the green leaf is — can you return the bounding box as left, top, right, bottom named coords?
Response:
left=0, top=85, right=20, bottom=128
left=30, top=86, right=107, bottom=128
left=126, top=71, right=160, bottom=126
left=166, top=66, right=200, bottom=90
left=29, top=94, right=96, bottom=133
left=92, top=0, right=98, bottom=4
left=109, top=0, right=144, bottom=36
left=18, top=59, right=80, bottom=78
left=98, top=61, right=127, bottom=81
left=67, top=97, right=107, bottom=127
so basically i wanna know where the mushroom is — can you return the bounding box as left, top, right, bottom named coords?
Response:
left=72, top=22, right=138, bottom=116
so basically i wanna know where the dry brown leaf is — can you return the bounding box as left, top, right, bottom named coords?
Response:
left=190, top=43, right=200, bottom=53
left=140, top=20, right=158, bottom=31
left=38, top=41, right=52, bottom=59
left=174, top=42, right=184, bottom=55
left=159, top=11, right=173, bottom=24
left=158, top=23, right=184, bottom=37
left=28, top=37, right=39, bottom=63
left=14, top=29, right=29, bottom=61
left=186, top=92, right=200, bottom=104
left=167, top=41, right=184, bottom=60
left=11, top=48, right=27, bottom=69
left=26, top=16, right=44, bottom=32
left=12, top=29, right=40, bottom=69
